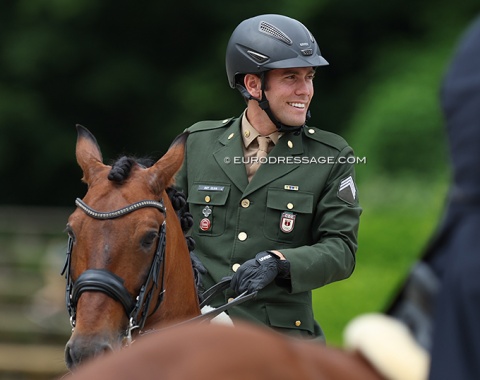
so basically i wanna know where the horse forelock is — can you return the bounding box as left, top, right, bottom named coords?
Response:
left=108, top=156, right=155, bottom=184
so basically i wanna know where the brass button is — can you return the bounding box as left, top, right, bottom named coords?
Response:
left=295, top=320, right=302, bottom=327
left=287, top=140, right=293, bottom=148
left=228, top=297, right=235, bottom=302
left=308, top=128, right=315, bottom=134
left=205, top=195, right=211, bottom=203
left=232, top=263, right=241, bottom=272
left=287, top=203, right=294, bottom=210
left=241, top=199, right=250, bottom=208
left=238, top=232, right=248, bottom=241
left=228, top=133, right=234, bottom=139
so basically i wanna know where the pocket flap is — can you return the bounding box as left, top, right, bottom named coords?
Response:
left=265, top=303, right=314, bottom=333
left=267, top=188, right=314, bottom=213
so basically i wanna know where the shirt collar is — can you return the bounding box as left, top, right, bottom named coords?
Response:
left=241, top=111, right=282, bottom=148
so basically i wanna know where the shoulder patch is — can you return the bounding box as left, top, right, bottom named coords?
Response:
left=303, top=126, right=349, bottom=151
left=186, top=117, right=236, bottom=133
left=337, top=176, right=357, bottom=205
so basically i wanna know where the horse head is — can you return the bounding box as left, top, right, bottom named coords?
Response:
left=63, top=125, right=200, bottom=370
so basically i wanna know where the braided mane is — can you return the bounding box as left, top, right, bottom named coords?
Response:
left=108, top=156, right=154, bottom=184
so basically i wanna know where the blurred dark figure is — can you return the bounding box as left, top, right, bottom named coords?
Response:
left=387, top=14, right=480, bottom=380
left=426, top=14, right=480, bottom=380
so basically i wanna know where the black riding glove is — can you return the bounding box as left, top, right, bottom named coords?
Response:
left=231, top=251, right=290, bottom=295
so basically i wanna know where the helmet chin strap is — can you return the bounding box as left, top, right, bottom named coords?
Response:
left=236, top=73, right=309, bottom=133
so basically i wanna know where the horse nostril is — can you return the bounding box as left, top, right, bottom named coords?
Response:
left=65, top=341, right=114, bottom=371
left=65, top=344, right=77, bottom=371
left=99, top=343, right=114, bottom=355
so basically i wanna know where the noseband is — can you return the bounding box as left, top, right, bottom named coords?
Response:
left=61, top=198, right=167, bottom=343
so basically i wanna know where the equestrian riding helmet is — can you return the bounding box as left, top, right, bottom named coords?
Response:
left=226, top=14, right=329, bottom=89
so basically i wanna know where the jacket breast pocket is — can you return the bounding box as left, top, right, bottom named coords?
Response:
left=187, top=183, right=230, bottom=236
left=264, top=188, right=314, bottom=243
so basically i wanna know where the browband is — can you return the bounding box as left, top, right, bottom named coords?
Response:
left=75, top=198, right=166, bottom=220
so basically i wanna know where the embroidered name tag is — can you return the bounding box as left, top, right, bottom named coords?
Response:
left=198, top=185, right=225, bottom=192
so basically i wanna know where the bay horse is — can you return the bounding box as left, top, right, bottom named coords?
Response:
left=62, top=125, right=201, bottom=370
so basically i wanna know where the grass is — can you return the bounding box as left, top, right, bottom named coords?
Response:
left=312, top=176, right=449, bottom=346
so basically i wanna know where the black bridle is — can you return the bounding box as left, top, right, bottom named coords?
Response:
left=61, top=197, right=168, bottom=344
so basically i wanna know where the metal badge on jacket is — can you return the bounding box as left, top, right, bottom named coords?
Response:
left=280, top=211, right=296, bottom=233
left=200, top=205, right=212, bottom=231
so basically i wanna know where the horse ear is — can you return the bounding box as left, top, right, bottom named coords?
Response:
left=75, top=124, right=107, bottom=184
left=149, top=132, right=189, bottom=193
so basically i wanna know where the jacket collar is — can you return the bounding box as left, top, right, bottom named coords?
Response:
left=214, top=118, right=305, bottom=195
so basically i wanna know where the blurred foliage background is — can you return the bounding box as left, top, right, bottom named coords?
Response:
left=1, top=0, right=478, bottom=206
left=0, top=0, right=479, bottom=366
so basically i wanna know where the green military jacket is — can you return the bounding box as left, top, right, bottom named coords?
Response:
left=174, top=116, right=361, bottom=340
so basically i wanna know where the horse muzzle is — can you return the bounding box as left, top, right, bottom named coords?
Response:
left=65, top=333, right=117, bottom=371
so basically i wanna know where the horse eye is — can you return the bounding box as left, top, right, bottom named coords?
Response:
left=141, top=231, right=158, bottom=250
left=66, top=225, right=76, bottom=243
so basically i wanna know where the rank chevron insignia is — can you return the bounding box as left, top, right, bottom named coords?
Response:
left=337, top=176, right=356, bottom=204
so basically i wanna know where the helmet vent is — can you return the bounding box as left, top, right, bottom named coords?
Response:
left=301, top=49, right=313, bottom=56
left=259, top=21, right=293, bottom=45
left=247, top=50, right=269, bottom=63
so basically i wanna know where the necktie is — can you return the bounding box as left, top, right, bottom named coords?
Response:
left=249, top=136, right=271, bottom=178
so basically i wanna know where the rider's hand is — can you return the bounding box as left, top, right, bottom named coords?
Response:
left=231, top=251, right=290, bottom=294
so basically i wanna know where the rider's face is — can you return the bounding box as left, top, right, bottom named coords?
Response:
left=263, top=67, right=315, bottom=127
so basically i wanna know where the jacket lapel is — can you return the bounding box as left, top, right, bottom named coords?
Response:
left=213, top=120, right=306, bottom=196
left=213, top=119, right=249, bottom=192
left=244, top=131, right=304, bottom=197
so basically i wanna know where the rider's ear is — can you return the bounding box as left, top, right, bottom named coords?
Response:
left=244, top=74, right=262, bottom=99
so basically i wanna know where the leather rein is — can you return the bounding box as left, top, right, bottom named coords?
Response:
left=61, top=198, right=168, bottom=344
